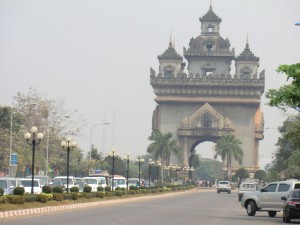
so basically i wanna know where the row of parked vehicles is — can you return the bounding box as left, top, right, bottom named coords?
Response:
left=0, top=174, right=152, bottom=195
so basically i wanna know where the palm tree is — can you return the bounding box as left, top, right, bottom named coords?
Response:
left=214, top=134, right=243, bottom=181
left=147, top=131, right=181, bottom=167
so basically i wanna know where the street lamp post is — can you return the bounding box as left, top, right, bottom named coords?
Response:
left=148, top=159, right=154, bottom=187
left=108, top=148, right=118, bottom=191
left=136, top=157, right=144, bottom=187
left=156, top=161, right=161, bottom=187
left=24, top=126, right=44, bottom=194
left=89, top=123, right=109, bottom=175
left=61, top=137, right=77, bottom=193
left=189, top=167, right=195, bottom=182
left=123, top=153, right=130, bottom=190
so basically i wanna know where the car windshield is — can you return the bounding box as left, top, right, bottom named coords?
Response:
left=52, top=180, right=62, bottom=186
left=98, top=178, right=106, bottom=184
left=57, top=178, right=74, bottom=185
left=10, top=180, right=16, bottom=187
left=0, top=180, right=7, bottom=189
left=116, top=179, right=125, bottom=185
left=128, top=180, right=138, bottom=184
left=85, top=179, right=97, bottom=185
left=242, top=184, right=255, bottom=188
left=21, top=180, right=39, bottom=187
left=36, top=177, right=48, bottom=186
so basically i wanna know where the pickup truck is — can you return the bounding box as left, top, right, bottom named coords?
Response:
left=238, top=181, right=259, bottom=201
left=241, top=180, right=300, bottom=217
left=217, top=181, right=231, bottom=194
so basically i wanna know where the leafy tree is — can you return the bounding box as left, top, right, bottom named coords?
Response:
left=235, top=168, right=250, bottom=182
left=195, top=158, right=223, bottom=181
left=214, top=134, right=243, bottom=181
left=266, top=63, right=300, bottom=110
left=1, top=88, right=87, bottom=177
left=254, top=170, right=267, bottom=182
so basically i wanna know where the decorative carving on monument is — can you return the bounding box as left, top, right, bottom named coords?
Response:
left=163, top=65, right=175, bottom=78
left=150, top=67, right=156, bottom=77
left=259, top=69, right=265, bottom=79
left=152, top=105, right=160, bottom=131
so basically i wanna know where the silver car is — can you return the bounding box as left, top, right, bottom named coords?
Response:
left=0, top=177, right=14, bottom=195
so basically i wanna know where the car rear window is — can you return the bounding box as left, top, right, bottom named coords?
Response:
left=219, top=181, right=229, bottom=185
left=294, top=183, right=300, bottom=189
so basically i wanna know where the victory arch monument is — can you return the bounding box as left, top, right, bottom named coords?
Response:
left=150, top=4, right=265, bottom=173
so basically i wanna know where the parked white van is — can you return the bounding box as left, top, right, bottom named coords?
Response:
left=19, top=178, right=42, bottom=194
left=53, top=176, right=77, bottom=191
left=110, top=175, right=126, bottom=190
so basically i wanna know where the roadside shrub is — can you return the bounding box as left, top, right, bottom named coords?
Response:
left=83, top=185, right=92, bottom=193
left=115, top=187, right=126, bottom=191
left=96, top=191, right=105, bottom=198
left=129, top=186, right=138, bottom=191
left=71, top=193, right=79, bottom=200
left=24, top=194, right=38, bottom=202
left=128, top=190, right=136, bottom=195
left=105, top=186, right=111, bottom=192
left=13, top=187, right=25, bottom=195
left=0, top=187, right=4, bottom=196
left=90, top=192, right=97, bottom=198
left=53, top=186, right=64, bottom=193
left=97, top=186, right=104, bottom=192
left=37, top=193, right=48, bottom=203
left=115, top=190, right=123, bottom=196
left=63, top=193, right=73, bottom=200
left=42, top=185, right=52, bottom=194
left=0, top=196, right=7, bottom=204
left=53, top=193, right=64, bottom=201
left=70, top=186, right=79, bottom=193
left=82, top=192, right=91, bottom=199
left=6, top=195, right=25, bottom=204
left=105, top=191, right=112, bottom=197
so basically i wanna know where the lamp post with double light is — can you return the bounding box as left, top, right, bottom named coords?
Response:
left=123, top=153, right=130, bottom=190
left=61, top=137, right=77, bottom=193
left=108, top=148, right=118, bottom=191
left=156, top=161, right=161, bottom=187
left=24, top=126, right=44, bottom=194
left=136, top=157, right=144, bottom=187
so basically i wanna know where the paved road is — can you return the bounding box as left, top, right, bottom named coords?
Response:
left=1, top=190, right=295, bottom=225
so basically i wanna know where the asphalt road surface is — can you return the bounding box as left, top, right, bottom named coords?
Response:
left=1, top=190, right=297, bottom=225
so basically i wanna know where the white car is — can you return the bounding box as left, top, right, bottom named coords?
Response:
left=53, top=176, right=78, bottom=191
left=19, top=178, right=42, bottom=194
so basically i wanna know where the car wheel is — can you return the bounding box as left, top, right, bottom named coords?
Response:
left=217, top=190, right=220, bottom=194
left=228, top=190, right=231, bottom=194
left=283, top=210, right=291, bottom=223
left=268, top=211, right=277, bottom=217
left=246, top=201, right=257, bottom=216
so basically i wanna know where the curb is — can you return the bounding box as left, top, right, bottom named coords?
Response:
left=0, top=190, right=203, bottom=218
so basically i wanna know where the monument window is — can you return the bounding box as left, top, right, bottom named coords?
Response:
left=208, top=25, right=213, bottom=32
left=206, top=44, right=213, bottom=51
left=201, top=112, right=213, bottom=128
left=204, top=69, right=213, bottom=76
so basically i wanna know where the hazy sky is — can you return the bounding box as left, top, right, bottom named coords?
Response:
left=1, top=0, right=299, bottom=168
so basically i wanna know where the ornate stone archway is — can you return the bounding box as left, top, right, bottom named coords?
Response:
left=177, top=103, right=234, bottom=165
